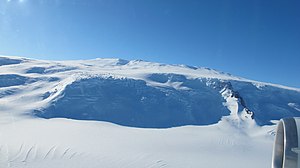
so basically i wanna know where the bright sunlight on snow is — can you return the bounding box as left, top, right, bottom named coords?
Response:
left=0, top=55, right=300, bottom=168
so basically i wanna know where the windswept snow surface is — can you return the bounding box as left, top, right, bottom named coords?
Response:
left=0, top=118, right=273, bottom=168
left=0, top=55, right=300, bottom=167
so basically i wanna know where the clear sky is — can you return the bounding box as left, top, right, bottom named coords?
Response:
left=0, top=0, right=299, bottom=88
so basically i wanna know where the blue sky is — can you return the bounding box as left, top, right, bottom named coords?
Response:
left=0, top=0, right=299, bottom=88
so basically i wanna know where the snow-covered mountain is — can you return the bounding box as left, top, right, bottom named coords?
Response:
left=0, top=55, right=299, bottom=168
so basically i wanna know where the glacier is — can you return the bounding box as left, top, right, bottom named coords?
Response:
left=0, top=55, right=300, bottom=167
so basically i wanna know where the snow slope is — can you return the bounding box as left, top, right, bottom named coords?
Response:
left=0, top=55, right=300, bottom=167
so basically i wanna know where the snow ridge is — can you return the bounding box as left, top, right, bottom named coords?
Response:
left=0, top=55, right=300, bottom=127
left=219, top=82, right=255, bottom=129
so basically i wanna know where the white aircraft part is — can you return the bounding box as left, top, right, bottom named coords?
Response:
left=272, top=118, right=300, bottom=168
